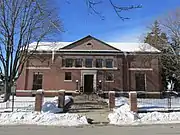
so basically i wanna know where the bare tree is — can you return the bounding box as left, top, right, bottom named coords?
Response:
left=86, top=0, right=142, bottom=20
left=159, top=8, right=180, bottom=89
left=0, top=0, right=61, bottom=102
left=141, top=9, right=180, bottom=90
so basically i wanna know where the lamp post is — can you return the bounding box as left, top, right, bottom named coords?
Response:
left=98, top=80, right=102, bottom=92
left=76, top=80, right=79, bottom=91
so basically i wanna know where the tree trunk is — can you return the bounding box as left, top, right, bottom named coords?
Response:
left=3, top=81, right=11, bottom=102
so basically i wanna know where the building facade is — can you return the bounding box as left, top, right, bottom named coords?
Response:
left=17, top=35, right=162, bottom=93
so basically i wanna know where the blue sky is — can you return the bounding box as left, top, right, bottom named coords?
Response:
left=57, top=0, right=180, bottom=42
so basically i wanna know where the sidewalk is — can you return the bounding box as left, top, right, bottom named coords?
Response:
left=70, top=94, right=110, bottom=124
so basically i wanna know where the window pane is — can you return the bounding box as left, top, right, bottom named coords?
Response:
left=135, top=73, right=145, bottom=91
left=65, top=59, right=73, bottom=67
left=106, top=72, right=114, bottom=81
left=65, top=72, right=72, bottom=80
left=75, top=59, right=82, bottom=67
left=96, top=59, right=103, bottom=68
left=106, top=59, right=113, bottom=68
left=32, top=73, right=43, bottom=90
left=85, top=59, right=93, bottom=67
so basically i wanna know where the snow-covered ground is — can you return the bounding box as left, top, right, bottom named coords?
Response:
left=108, top=97, right=180, bottom=125
left=0, top=96, right=88, bottom=126
left=106, top=96, right=180, bottom=111
left=0, top=112, right=88, bottom=126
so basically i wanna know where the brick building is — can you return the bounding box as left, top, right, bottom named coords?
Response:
left=17, top=35, right=162, bottom=93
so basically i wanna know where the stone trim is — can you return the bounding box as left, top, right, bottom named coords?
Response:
left=26, top=67, right=50, bottom=69
left=129, top=68, right=153, bottom=71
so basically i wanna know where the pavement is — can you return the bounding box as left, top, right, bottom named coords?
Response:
left=1, top=124, right=180, bottom=135
left=70, top=94, right=110, bottom=124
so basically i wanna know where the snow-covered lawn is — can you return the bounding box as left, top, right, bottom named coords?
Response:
left=0, top=112, right=88, bottom=126
left=0, top=96, right=88, bottom=126
left=106, top=96, right=180, bottom=111
left=108, top=97, right=180, bottom=125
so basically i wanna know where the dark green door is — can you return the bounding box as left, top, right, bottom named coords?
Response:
left=84, top=75, right=94, bottom=93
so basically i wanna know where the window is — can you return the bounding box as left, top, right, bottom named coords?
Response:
left=135, top=73, right=145, bottom=91
left=96, top=59, right=103, bottom=68
left=65, top=59, right=73, bottom=67
left=85, top=58, right=93, bottom=67
left=106, top=72, right=114, bottom=81
left=65, top=72, right=72, bottom=81
left=105, top=59, right=113, bottom=68
left=75, top=59, right=83, bottom=67
left=87, top=43, right=92, bottom=46
left=32, top=73, right=43, bottom=90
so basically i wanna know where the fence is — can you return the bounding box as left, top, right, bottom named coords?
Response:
left=105, top=91, right=180, bottom=113
left=137, top=91, right=180, bottom=112
left=0, top=96, right=35, bottom=112
left=0, top=90, right=67, bottom=113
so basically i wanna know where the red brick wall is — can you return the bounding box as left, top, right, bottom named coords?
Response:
left=17, top=53, right=162, bottom=92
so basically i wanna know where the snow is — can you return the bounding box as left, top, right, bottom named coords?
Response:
left=138, top=98, right=180, bottom=111
left=0, top=112, right=88, bottom=126
left=106, top=96, right=180, bottom=111
left=108, top=42, right=160, bottom=52
left=28, top=42, right=71, bottom=51
left=0, top=96, right=88, bottom=126
left=108, top=97, right=180, bottom=125
left=28, top=41, right=159, bottom=52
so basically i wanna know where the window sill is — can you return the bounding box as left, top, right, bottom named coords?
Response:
left=105, top=81, right=114, bottom=82
left=64, top=80, right=72, bottom=82
left=61, top=67, right=118, bottom=70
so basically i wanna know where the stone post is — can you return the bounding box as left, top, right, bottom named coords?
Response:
left=129, top=91, right=137, bottom=113
left=109, top=91, right=115, bottom=110
left=58, top=90, right=65, bottom=109
left=35, top=89, right=44, bottom=112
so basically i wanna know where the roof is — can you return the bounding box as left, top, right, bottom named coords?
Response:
left=28, top=36, right=160, bottom=52
left=108, top=42, right=160, bottom=52
left=28, top=42, right=71, bottom=51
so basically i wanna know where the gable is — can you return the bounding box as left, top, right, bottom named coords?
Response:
left=61, top=35, right=120, bottom=51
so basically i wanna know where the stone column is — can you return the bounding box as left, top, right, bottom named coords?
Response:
left=35, top=89, right=44, bottom=112
left=109, top=91, right=115, bottom=110
left=58, top=90, right=65, bottom=109
left=129, top=91, right=137, bottom=113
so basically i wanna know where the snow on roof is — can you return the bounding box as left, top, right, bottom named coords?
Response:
left=108, top=42, right=160, bottom=52
left=28, top=42, right=71, bottom=51
left=28, top=41, right=160, bottom=52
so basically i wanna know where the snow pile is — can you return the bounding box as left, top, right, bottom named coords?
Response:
left=0, top=111, right=88, bottom=126
left=105, top=96, right=129, bottom=107
left=42, top=101, right=63, bottom=113
left=139, top=112, right=180, bottom=124
left=108, top=104, right=137, bottom=125
left=42, top=96, right=73, bottom=113
left=109, top=104, right=180, bottom=125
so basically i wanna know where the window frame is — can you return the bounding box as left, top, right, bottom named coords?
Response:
left=32, top=72, right=43, bottom=90
left=64, top=72, right=72, bottom=81
left=65, top=58, right=74, bottom=67
left=85, top=58, right=93, bottom=68
left=75, top=58, right=83, bottom=67
left=105, top=59, right=113, bottom=68
left=96, top=59, right=103, bottom=68
left=135, top=72, right=146, bottom=91
left=105, top=72, right=114, bottom=82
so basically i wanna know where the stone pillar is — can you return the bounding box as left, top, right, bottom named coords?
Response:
left=58, top=90, right=65, bottom=109
left=109, top=91, right=115, bottom=110
left=35, top=89, right=44, bottom=112
left=129, top=91, right=137, bottom=113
